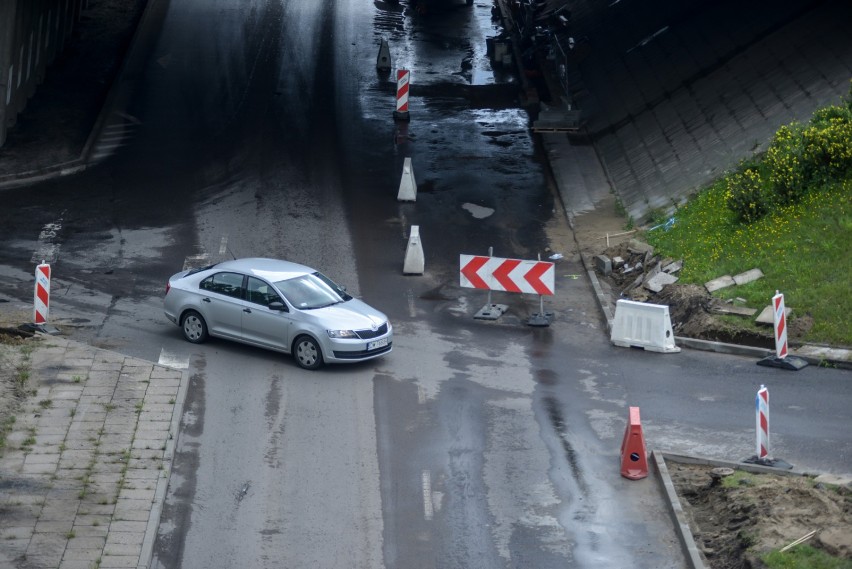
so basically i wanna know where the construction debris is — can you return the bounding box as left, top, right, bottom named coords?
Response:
left=705, top=268, right=764, bottom=292
left=733, top=268, right=764, bottom=286
left=705, top=275, right=736, bottom=293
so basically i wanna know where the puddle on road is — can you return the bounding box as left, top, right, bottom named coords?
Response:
left=462, top=202, right=494, bottom=218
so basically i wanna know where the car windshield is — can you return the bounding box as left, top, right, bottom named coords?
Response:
left=274, top=271, right=352, bottom=310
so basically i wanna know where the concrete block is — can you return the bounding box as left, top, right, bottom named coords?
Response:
left=756, top=305, right=792, bottom=325
left=628, top=239, right=654, bottom=256
left=644, top=272, right=678, bottom=293
left=733, top=268, right=764, bottom=286
left=594, top=254, right=612, bottom=276
left=662, top=260, right=683, bottom=274
left=612, top=256, right=625, bottom=268
left=709, top=304, right=757, bottom=316
left=705, top=275, right=735, bottom=293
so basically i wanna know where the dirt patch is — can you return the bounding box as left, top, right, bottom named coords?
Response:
left=668, top=462, right=852, bottom=568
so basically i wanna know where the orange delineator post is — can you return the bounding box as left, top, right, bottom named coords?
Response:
left=620, top=406, right=648, bottom=480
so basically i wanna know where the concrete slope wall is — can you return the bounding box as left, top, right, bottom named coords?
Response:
left=0, top=0, right=87, bottom=147
left=559, top=0, right=852, bottom=221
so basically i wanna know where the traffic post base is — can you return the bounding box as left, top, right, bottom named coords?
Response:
left=620, top=406, right=648, bottom=480
left=756, top=355, right=808, bottom=370
left=742, top=455, right=794, bottom=469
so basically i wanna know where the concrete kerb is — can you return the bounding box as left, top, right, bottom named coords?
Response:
left=651, top=452, right=707, bottom=569
left=138, top=360, right=191, bottom=569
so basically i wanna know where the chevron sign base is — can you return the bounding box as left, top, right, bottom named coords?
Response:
left=528, top=312, right=553, bottom=327
left=474, top=303, right=508, bottom=320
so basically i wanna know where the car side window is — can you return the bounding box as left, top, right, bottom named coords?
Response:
left=246, top=276, right=282, bottom=307
left=200, top=272, right=245, bottom=300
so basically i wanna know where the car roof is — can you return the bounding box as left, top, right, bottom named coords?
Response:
left=215, top=258, right=315, bottom=282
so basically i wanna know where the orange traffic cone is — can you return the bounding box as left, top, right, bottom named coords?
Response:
left=620, top=406, right=648, bottom=480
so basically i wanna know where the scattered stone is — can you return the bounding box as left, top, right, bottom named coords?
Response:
left=734, top=297, right=747, bottom=304
left=644, top=272, right=679, bottom=293
left=612, top=256, right=625, bottom=268
left=705, top=275, right=736, bottom=293
left=594, top=254, right=612, bottom=276
left=733, top=268, right=764, bottom=286
left=644, top=261, right=662, bottom=280
left=756, top=304, right=792, bottom=325
left=662, top=260, right=683, bottom=274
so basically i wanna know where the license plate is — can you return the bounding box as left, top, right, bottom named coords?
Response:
left=367, top=338, right=388, bottom=351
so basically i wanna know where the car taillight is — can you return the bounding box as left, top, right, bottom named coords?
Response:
left=165, top=282, right=171, bottom=295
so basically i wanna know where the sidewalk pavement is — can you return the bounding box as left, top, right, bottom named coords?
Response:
left=0, top=335, right=187, bottom=569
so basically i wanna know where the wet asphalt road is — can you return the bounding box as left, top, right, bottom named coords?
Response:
left=0, top=0, right=850, bottom=567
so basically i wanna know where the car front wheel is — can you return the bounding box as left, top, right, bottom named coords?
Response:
left=181, top=310, right=208, bottom=344
left=294, top=335, right=323, bottom=370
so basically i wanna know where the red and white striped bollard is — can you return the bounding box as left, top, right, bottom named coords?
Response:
left=393, top=69, right=410, bottom=122
left=34, top=262, right=51, bottom=325
left=757, top=290, right=808, bottom=370
left=772, top=291, right=788, bottom=359
left=756, top=384, right=769, bottom=459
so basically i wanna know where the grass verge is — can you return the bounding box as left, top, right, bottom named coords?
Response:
left=645, top=176, right=852, bottom=346
left=762, top=544, right=852, bottom=569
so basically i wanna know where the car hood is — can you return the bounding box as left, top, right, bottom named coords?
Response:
left=308, top=299, right=388, bottom=330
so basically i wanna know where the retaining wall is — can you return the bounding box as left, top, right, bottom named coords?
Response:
left=0, top=0, right=87, bottom=147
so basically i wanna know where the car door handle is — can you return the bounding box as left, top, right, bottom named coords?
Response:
left=202, top=297, right=211, bottom=303
left=243, top=308, right=251, bottom=313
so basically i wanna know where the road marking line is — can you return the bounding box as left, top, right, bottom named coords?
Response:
left=219, top=235, right=229, bottom=256
left=158, top=348, right=189, bottom=369
left=422, top=470, right=433, bottom=520
left=407, top=289, right=416, bottom=318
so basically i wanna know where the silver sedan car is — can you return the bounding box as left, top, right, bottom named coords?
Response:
left=163, top=258, right=392, bottom=370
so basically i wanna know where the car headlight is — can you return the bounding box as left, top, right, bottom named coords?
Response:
left=327, top=330, right=358, bottom=339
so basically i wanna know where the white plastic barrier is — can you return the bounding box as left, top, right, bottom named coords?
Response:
left=397, top=157, right=416, bottom=201
left=611, top=299, right=680, bottom=353
left=403, top=225, right=424, bottom=275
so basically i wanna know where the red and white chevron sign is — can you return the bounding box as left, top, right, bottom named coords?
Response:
left=460, top=255, right=555, bottom=296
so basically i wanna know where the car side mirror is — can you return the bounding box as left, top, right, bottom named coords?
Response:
left=268, top=301, right=288, bottom=312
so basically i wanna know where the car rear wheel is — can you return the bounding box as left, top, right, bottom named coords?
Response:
left=294, top=335, right=323, bottom=370
left=181, top=310, right=208, bottom=344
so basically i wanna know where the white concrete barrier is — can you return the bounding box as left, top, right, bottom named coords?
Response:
left=611, top=299, right=680, bottom=353
left=403, top=225, right=424, bottom=275
left=397, top=157, right=417, bottom=201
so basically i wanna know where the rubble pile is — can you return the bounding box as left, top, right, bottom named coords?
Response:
left=593, top=239, right=683, bottom=303
left=593, top=239, right=780, bottom=346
